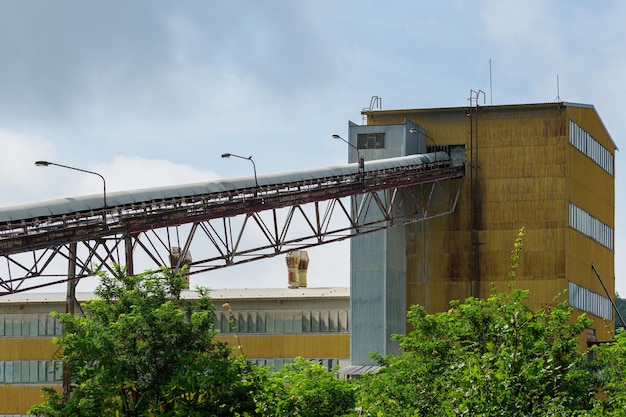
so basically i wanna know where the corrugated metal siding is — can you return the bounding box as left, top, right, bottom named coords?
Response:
left=368, top=103, right=615, bottom=343
left=214, top=334, right=349, bottom=358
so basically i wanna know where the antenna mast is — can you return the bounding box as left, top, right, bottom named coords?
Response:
left=555, top=75, right=561, bottom=102
left=489, top=59, right=493, bottom=105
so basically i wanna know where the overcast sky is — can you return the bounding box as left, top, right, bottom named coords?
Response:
left=1, top=1, right=625, bottom=295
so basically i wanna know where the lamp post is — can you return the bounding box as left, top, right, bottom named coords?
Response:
left=221, top=153, right=259, bottom=194
left=35, top=161, right=107, bottom=208
left=34, top=160, right=108, bottom=399
left=332, top=134, right=365, bottom=183
left=409, top=128, right=439, bottom=166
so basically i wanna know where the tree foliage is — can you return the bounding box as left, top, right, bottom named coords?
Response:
left=356, top=288, right=595, bottom=416
left=614, top=293, right=626, bottom=331
left=253, top=357, right=356, bottom=417
left=588, top=329, right=626, bottom=415
left=356, top=228, right=597, bottom=416
left=29, top=266, right=260, bottom=417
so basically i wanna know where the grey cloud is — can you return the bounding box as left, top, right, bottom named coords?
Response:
left=0, top=0, right=352, bottom=160
left=0, top=2, right=174, bottom=124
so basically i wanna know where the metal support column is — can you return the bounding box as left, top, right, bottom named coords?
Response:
left=62, top=241, right=78, bottom=399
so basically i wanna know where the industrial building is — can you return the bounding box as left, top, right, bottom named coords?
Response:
left=0, top=285, right=349, bottom=415
left=0, top=100, right=617, bottom=414
left=350, top=100, right=616, bottom=364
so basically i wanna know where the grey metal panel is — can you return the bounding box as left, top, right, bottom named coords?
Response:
left=350, top=228, right=387, bottom=364
left=337, top=365, right=381, bottom=379
left=348, top=122, right=431, bottom=365
left=5, top=361, right=12, bottom=383
left=20, top=316, right=28, bottom=336
left=13, top=316, right=22, bottom=337
left=15, top=361, right=23, bottom=383
left=29, top=360, right=38, bottom=383
left=4, top=317, right=12, bottom=336
left=29, top=316, right=38, bottom=337
left=38, top=361, right=46, bottom=383
left=38, top=314, right=46, bottom=336
left=46, top=361, right=55, bottom=382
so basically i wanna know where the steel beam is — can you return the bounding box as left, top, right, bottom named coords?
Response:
left=0, top=162, right=464, bottom=294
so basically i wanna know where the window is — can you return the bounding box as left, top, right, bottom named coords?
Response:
left=0, top=314, right=63, bottom=337
left=248, top=357, right=341, bottom=371
left=357, top=133, right=385, bottom=149
left=569, top=119, right=613, bottom=175
left=215, top=309, right=349, bottom=334
left=568, top=281, right=612, bottom=320
left=0, top=360, right=63, bottom=383
left=569, top=203, right=613, bottom=250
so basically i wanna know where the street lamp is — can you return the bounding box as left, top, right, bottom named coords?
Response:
left=35, top=161, right=107, bottom=208
left=34, top=160, right=108, bottom=388
left=409, top=128, right=439, bottom=166
left=332, top=134, right=365, bottom=177
left=221, top=153, right=259, bottom=192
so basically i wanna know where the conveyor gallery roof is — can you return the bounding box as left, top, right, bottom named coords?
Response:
left=0, top=152, right=450, bottom=224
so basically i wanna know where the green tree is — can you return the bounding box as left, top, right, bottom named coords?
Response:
left=356, top=289, right=595, bottom=416
left=254, top=357, right=356, bottom=417
left=355, top=228, right=597, bottom=416
left=588, top=329, right=626, bottom=415
left=29, top=266, right=260, bottom=417
left=614, top=293, right=626, bottom=331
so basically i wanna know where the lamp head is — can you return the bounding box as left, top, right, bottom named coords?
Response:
left=331, top=134, right=341, bottom=140
left=221, top=153, right=231, bottom=158
left=35, top=161, right=51, bottom=167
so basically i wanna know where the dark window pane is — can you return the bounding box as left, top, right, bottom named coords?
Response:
left=356, top=133, right=385, bottom=149
left=375, top=133, right=385, bottom=148
left=357, top=134, right=367, bottom=149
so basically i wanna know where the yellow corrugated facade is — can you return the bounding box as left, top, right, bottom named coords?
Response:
left=0, top=289, right=349, bottom=415
left=365, top=102, right=615, bottom=342
left=215, top=334, right=350, bottom=358
left=0, top=385, right=58, bottom=415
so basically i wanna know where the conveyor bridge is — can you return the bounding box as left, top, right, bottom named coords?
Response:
left=0, top=153, right=464, bottom=295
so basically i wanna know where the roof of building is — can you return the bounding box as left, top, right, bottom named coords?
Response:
left=361, top=101, right=618, bottom=151
left=337, top=364, right=382, bottom=379
left=0, top=286, right=350, bottom=304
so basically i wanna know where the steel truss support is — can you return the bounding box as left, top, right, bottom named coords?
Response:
left=0, top=163, right=464, bottom=294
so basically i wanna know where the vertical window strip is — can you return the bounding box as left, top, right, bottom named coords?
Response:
left=568, top=203, right=613, bottom=250
left=246, top=357, right=342, bottom=372
left=0, top=314, right=63, bottom=337
left=0, top=360, right=63, bottom=383
left=214, top=309, right=350, bottom=334
left=569, top=119, right=613, bottom=175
